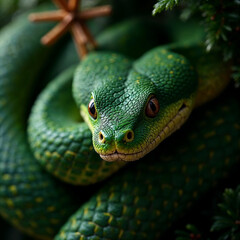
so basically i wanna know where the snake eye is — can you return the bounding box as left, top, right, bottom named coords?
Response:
left=145, top=96, right=160, bottom=118
left=88, top=99, right=97, bottom=119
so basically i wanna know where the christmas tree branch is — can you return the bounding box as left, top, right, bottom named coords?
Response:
left=153, top=0, right=240, bottom=85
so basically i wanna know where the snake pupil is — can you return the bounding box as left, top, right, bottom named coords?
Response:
left=145, top=96, right=160, bottom=118
left=150, top=101, right=157, bottom=112
left=90, top=102, right=95, bottom=114
left=127, top=131, right=132, bottom=140
left=88, top=99, right=97, bottom=119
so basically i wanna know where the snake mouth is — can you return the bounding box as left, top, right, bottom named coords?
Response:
left=100, top=103, right=191, bottom=162
left=100, top=149, right=146, bottom=162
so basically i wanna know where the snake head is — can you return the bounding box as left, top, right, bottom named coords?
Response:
left=73, top=49, right=197, bottom=162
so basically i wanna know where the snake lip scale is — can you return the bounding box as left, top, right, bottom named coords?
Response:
left=100, top=103, right=190, bottom=162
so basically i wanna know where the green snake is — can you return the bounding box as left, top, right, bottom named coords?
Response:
left=0, top=6, right=240, bottom=240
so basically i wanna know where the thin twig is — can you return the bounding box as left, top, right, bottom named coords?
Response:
left=79, top=5, right=112, bottom=20
left=29, top=10, right=66, bottom=22
left=41, top=14, right=73, bottom=45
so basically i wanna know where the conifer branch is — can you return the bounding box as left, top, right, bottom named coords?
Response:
left=153, top=0, right=240, bottom=85
left=153, top=0, right=179, bottom=15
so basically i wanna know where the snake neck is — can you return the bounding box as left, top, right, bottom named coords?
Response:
left=167, top=44, right=232, bottom=108
left=184, top=49, right=231, bottom=108
left=194, top=60, right=231, bottom=107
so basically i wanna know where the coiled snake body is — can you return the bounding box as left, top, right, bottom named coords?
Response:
left=0, top=9, right=239, bottom=240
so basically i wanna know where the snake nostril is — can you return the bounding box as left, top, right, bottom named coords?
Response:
left=124, top=130, right=134, bottom=142
left=99, top=131, right=105, bottom=143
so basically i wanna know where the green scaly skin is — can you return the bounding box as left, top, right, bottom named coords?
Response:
left=73, top=46, right=229, bottom=162
left=0, top=6, right=239, bottom=240
left=54, top=92, right=240, bottom=240
left=27, top=18, right=167, bottom=185
left=73, top=50, right=196, bottom=162
left=28, top=67, right=125, bottom=185
left=0, top=8, right=172, bottom=237
left=0, top=13, right=80, bottom=240
left=0, top=13, right=164, bottom=237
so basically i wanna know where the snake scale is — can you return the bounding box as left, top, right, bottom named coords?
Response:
left=0, top=6, right=240, bottom=240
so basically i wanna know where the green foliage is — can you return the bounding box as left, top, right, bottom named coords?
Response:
left=175, top=186, right=240, bottom=240
left=153, top=0, right=240, bottom=85
left=153, top=0, right=179, bottom=15
left=211, top=186, right=240, bottom=240
left=183, top=0, right=240, bottom=85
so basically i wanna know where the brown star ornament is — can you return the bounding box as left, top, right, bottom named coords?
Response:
left=29, top=0, right=112, bottom=58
